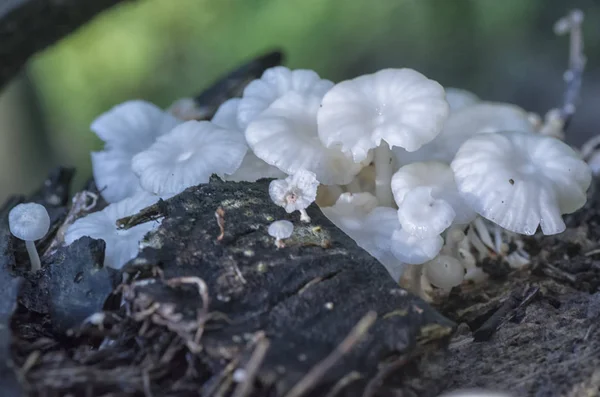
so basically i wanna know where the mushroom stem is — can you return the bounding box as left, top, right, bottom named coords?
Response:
left=25, top=240, right=41, bottom=272
left=374, top=144, right=394, bottom=207
left=299, top=209, right=311, bottom=223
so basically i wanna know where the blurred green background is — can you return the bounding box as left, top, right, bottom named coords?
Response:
left=1, top=0, right=599, bottom=201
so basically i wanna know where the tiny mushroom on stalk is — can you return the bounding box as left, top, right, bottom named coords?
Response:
left=423, top=255, right=465, bottom=290
left=91, top=100, right=181, bottom=203
left=318, top=68, right=449, bottom=206
left=451, top=131, right=591, bottom=235
left=132, top=120, right=247, bottom=196
left=9, top=203, right=51, bottom=272
left=268, top=220, right=294, bottom=248
left=269, top=169, right=319, bottom=222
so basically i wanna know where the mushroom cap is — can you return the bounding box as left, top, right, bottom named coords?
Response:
left=396, top=186, right=455, bottom=238
left=91, top=100, right=180, bottom=151
left=91, top=100, right=181, bottom=203
left=451, top=131, right=592, bottom=235
left=245, top=92, right=362, bottom=185
left=132, top=120, right=247, bottom=196
left=268, top=220, right=294, bottom=239
left=356, top=207, right=443, bottom=267
left=237, top=66, right=334, bottom=129
left=423, top=255, right=464, bottom=290
left=9, top=203, right=50, bottom=241
left=65, top=192, right=161, bottom=269
left=269, top=169, right=319, bottom=213
left=321, top=192, right=379, bottom=238
left=92, top=150, right=144, bottom=203
left=393, top=101, right=535, bottom=166
left=445, top=88, right=480, bottom=112
left=392, top=162, right=476, bottom=225
left=317, top=68, right=449, bottom=163
left=211, top=98, right=286, bottom=182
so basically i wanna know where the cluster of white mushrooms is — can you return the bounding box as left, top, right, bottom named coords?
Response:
left=5, top=61, right=593, bottom=301
left=46, top=61, right=590, bottom=299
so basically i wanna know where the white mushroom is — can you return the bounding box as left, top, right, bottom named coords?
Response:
left=318, top=68, right=449, bottom=206
left=132, top=120, right=247, bottom=196
left=393, top=101, right=536, bottom=166
left=237, top=66, right=334, bottom=129
left=65, top=192, right=162, bottom=269
left=8, top=203, right=50, bottom=272
left=423, top=255, right=465, bottom=290
left=445, top=87, right=480, bottom=111
left=392, top=162, right=476, bottom=227
left=211, top=98, right=285, bottom=182
left=451, top=131, right=591, bottom=235
left=320, top=192, right=379, bottom=239
left=396, top=186, right=455, bottom=238
left=91, top=100, right=181, bottom=203
left=245, top=92, right=362, bottom=185
left=268, top=220, right=294, bottom=248
left=269, top=169, right=319, bottom=222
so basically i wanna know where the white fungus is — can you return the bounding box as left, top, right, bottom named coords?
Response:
left=268, top=220, right=294, bottom=248
left=237, top=66, right=334, bottom=129
left=396, top=186, right=456, bottom=238
left=132, top=120, right=247, bottom=196
left=393, top=101, right=535, bottom=167
left=445, top=88, right=480, bottom=111
left=320, top=192, right=379, bottom=239
left=269, top=169, right=319, bottom=222
left=245, top=92, right=362, bottom=185
left=423, top=255, right=464, bottom=290
left=392, top=162, right=475, bottom=226
left=9, top=203, right=50, bottom=272
left=451, top=131, right=591, bottom=235
left=65, top=192, right=162, bottom=269
left=318, top=68, right=449, bottom=206
left=91, top=100, right=181, bottom=203
left=211, top=98, right=285, bottom=182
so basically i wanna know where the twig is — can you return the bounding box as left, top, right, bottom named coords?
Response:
left=284, top=311, right=377, bottom=397
left=215, top=207, right=226, bottom=241
left=116, top=200, right=168, bottom=230
left=324, top=371, right=363, bottom=397
left=231, top=333, right=270, bottom=397
left=473, top=286, right=540, bottom=342
left=361, top=354, right=412, bottom=397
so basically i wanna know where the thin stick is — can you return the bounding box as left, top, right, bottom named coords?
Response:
left=361, top=354, right=411, bottom=397
left=231, top=333, right=270, bottom=397
left=284, top=311, right=378, bottom=397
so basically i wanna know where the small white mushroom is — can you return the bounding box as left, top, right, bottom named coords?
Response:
left=237, top=66, right=334, bottom=129
left=318, top=68, right=449, bottom=206
left=423, top=255, right=465, bottom=290
left=269, top=169, right=319, bottom=222
left=132, top=120, right=247, bottom=196
left=445, top=87, right=480, bottom=111
left=396, top=186, right=455, bottom=238
left=65, top=192, right=162, bottom=269
left=245, top=92, right=362, bottom=185
left=9, top=203, right=50, bottom=272
left=451, top=131, right=591, bottom=235
left=393, top=102, right=535, bottom=166
left=392, top=162, right=476, bottom=227
left=268, top=220, right=294, bottom=248
left=321, top=192, right=379, bottom=238
left=91, top=100, right=181, bottom=203
left=211, top=98, right=286, bottom=182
